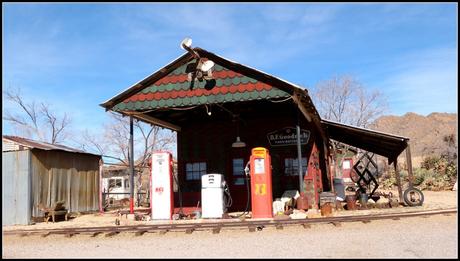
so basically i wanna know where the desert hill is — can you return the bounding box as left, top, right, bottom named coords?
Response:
left=369, top=112, right=457, bottom=167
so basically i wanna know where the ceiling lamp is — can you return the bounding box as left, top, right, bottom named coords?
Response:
left=232, top=115, right=246, bottom=148
left=232, top=136, right=246, bottom=148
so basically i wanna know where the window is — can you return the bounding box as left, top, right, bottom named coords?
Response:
left=232, top=158, right=246, bottom=185
left=124, top=178, right=130, bottom=189
left=186, top=162, right=207, bottom=180
left=342, top=160, right=351, bottom=170
left=284, top=157, right=307, bottom=176
left=109, top=178, right=122, bottom=189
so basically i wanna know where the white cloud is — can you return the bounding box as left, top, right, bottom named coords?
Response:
left=107, top=4, right=341, bottom=72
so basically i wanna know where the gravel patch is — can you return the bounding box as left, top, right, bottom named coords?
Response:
left=2, top=190, right=457, bottom=258
left=2, top=214, right=457, bottom=258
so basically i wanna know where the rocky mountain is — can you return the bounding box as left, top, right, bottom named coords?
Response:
left=369, top=112, right=457, bottom=167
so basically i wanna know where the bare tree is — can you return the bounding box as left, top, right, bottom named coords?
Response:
left=311, top=75, right=387, bottom=128
left=41, top=103, right=71, bottom=144
left=79, top=112, right=176, bottom=167
left=3, top=87, right=72, bottom=144
left=311, top=75, right=388, bottom=178
left=78, top=111, right=176, bottom=205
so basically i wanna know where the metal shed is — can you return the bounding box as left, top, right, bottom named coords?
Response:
left=2, top=135, right=102, bottom=225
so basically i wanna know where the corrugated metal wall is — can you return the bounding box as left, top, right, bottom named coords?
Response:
left=31, top=150, right=100, bottom=217
left=2, top=150, right=32, bottom=225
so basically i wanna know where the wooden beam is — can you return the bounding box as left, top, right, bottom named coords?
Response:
left=291, top=91, right=331, bottom=185
left=123, top=111, right=181, bottom=132
left=405, top=142, right=414, bottom=187
left=393, top=158, right=404, bottom=204
left=291, top=94, right=312, bottom=122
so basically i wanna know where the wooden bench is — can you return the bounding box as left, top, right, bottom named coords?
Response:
left=38, top=201, right=69, bottom=223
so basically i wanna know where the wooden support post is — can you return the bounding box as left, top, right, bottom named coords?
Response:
left=405, top=143, right=414, bottom=188
left=394, top=158, right=404, bottom=204
left=296, top=110, right=304, bottom=194
left=129, top=116, right=135, bottom=214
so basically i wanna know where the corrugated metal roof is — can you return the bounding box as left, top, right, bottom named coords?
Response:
left=321, top=119, right=409, bottom=164
left=2, top=135, right=101, bottom=157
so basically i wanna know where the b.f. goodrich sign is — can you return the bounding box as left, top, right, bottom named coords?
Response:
left=267, top=127, right=310, bottom=146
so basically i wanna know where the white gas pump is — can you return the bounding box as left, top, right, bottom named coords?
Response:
left=150, top=152, right=174, bottom=220
left=201, top=173, right=230, bottom=218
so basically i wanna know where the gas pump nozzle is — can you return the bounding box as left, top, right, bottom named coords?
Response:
left=244, top=162, right=250, bottom=176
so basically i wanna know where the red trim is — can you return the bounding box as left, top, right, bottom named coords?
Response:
left=130, top=198, right=134, bottom=214
left=153, top=70, right=244, bottom=86
left=138, top=93, right=147, bottom=101
left=150, top=163, right=152, bottom=218
left=124, top=82, right=275, bottom=103
left=99, top=161, right=103, bottom=213
left=169, top=153, right=174, bottom=219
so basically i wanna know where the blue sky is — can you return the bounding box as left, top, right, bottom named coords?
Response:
left=2, top=3, right=458, bottom=142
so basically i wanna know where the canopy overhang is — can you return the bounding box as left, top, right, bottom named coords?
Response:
left=321, top=119, right=409, bottom=164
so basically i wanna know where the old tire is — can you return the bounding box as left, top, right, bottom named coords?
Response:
left=403, top=187, right=424, bottom=206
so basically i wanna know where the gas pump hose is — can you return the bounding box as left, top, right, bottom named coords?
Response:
left=235, top=163, right=251, bottom=218
left=172, top=172, right=185, bottom=217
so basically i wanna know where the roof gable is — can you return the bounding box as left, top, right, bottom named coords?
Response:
left=111, top=59, right=291, bottom=111
left=100, top=47, right=326, bottom=140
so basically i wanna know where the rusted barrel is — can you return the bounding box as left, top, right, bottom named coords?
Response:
left=345, top=195, right=357, bottom=210
left=320, top=202, right=333, bottom=216
left=296, top=195, right=309, bottom=210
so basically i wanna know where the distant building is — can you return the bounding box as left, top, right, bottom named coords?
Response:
left=2, top=135, right=102, bottom=225
left=101, top=158, right=178, bottom=208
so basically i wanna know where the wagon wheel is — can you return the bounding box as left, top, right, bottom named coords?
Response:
left=403, top=187, right=424, bottom=206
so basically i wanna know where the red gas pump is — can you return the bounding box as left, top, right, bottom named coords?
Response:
left=150, top=151, right=174, bottom=220
left=249, top=147, right=273, bottom=219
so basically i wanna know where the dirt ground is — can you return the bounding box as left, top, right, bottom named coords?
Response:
left=2, top=190, right=457, bottom=231
left=2, top=213, right=457, bottom=258
left=2, top=190, right=457, bottom=258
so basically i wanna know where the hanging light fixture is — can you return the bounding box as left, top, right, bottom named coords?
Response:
left=232, top=136, right=246, bottom=148
left=232, top=116, right=246, bottom=148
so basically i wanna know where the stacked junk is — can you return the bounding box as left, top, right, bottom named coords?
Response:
left=148, top=148, right=401, bottom=222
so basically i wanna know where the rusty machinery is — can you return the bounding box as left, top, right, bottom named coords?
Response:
left=351, top=151, right=424, bottom=206
left=352, top=151, right=379, bottom=199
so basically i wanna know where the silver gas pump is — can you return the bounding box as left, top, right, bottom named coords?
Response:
left=201, top=173, right=232, bottom=218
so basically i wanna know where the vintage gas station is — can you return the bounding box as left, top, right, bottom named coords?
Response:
left=100, top=39, right=422, bottom=220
